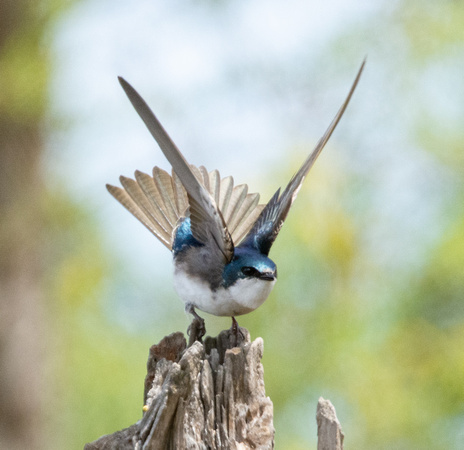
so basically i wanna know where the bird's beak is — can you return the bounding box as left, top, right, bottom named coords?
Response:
left=259, top=272, right=276, bottom=281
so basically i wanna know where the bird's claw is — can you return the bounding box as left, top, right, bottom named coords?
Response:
left=187, top=316, right=206, bottom=346
left=230, top=316, right=245, bottom=348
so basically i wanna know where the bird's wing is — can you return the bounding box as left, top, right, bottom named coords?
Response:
left=106, top=181, right=172, bottom=249
left=240, top=60, right=365, bottom=255
left=116, top=77, right=234, bottom=264
left=106, top=167, right=187, bottom=250
left=107, top=164, right=265, bottom=250
left=193, top=167, right=265, bottom=245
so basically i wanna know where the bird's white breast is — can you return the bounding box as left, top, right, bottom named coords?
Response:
left=173, top=268, right=276, bottom=317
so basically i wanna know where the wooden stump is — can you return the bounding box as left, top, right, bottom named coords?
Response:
left=316, top=397, right=344, bottom=450
left=85, top=330, right=346, bottom=449
left=85, top=328, right=274, bottom=449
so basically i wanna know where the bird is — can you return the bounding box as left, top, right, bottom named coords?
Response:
left=107, top=61, right=364, bottom=341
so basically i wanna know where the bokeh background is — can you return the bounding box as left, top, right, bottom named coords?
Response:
left=1, top=0, right=463, bottom=448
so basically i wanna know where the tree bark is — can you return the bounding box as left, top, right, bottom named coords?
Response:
left=85, top=328, right=275, bottom=449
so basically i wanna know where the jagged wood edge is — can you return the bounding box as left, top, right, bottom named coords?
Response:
left=84, top=329, right=274, bottom=449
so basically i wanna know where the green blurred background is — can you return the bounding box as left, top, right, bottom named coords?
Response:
left=1, top=0, right=463, bottom=448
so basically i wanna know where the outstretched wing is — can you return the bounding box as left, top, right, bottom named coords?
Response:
left=107, top=165, right=265, bottom=250
left=240, top=60, right=365, bottom=255
left=118, top=77, right=234, bottom=264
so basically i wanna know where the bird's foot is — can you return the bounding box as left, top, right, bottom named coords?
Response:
left=229, top=316, right=246, bottom=348
left=187, top=317, right=206, bottom=346
left=186, top=304, right=206, bottom=346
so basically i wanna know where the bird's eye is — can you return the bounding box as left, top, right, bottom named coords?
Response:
left=241, top=266, right=259, bottom=277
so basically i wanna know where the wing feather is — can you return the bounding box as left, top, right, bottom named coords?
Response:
left=132, top=171, right=173, bottom=231
left=152, top=167, right=179, bottom=224
left=240, top=60, right=365, bottom=254
left=233, top=204, right=265, bottom=245
left=208, top=169, right=221, bottom=206
left=199, top=166, right=210, bottom=192
left=219, top=176, right=233, bottom=214
left=228, top=193, right=260, bottom=235
left=223, top=184, right=248, bottom=225
left=171, top=170, right=189, bottom=216
left=106, top=184, right=171, bottom=248
left=120, top=176, right=169, bottom=231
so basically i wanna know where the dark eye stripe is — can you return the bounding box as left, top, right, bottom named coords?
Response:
left=241, top=266, right=259, bottom=277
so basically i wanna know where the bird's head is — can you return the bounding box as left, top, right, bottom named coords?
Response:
left=222, top=247, right=277, bottom=288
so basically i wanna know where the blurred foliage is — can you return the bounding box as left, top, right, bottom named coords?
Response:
left=396, top=0, right=464, bottom=60
left=41, top=189, right=149, bottom=447
left=0, top=1, right=88, bottom=449
left=0, top=0, right=75, bottom=122
left=10, top=0, right=462, bottom=449
left=403, top=219, right=464, bottom=327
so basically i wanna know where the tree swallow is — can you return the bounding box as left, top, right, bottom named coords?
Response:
left=107, top=62, right=364, bottom=340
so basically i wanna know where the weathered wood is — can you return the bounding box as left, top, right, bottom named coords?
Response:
left=85, top=328, right=274, bottom=449
left=316, top=397, right=344, bottom=450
